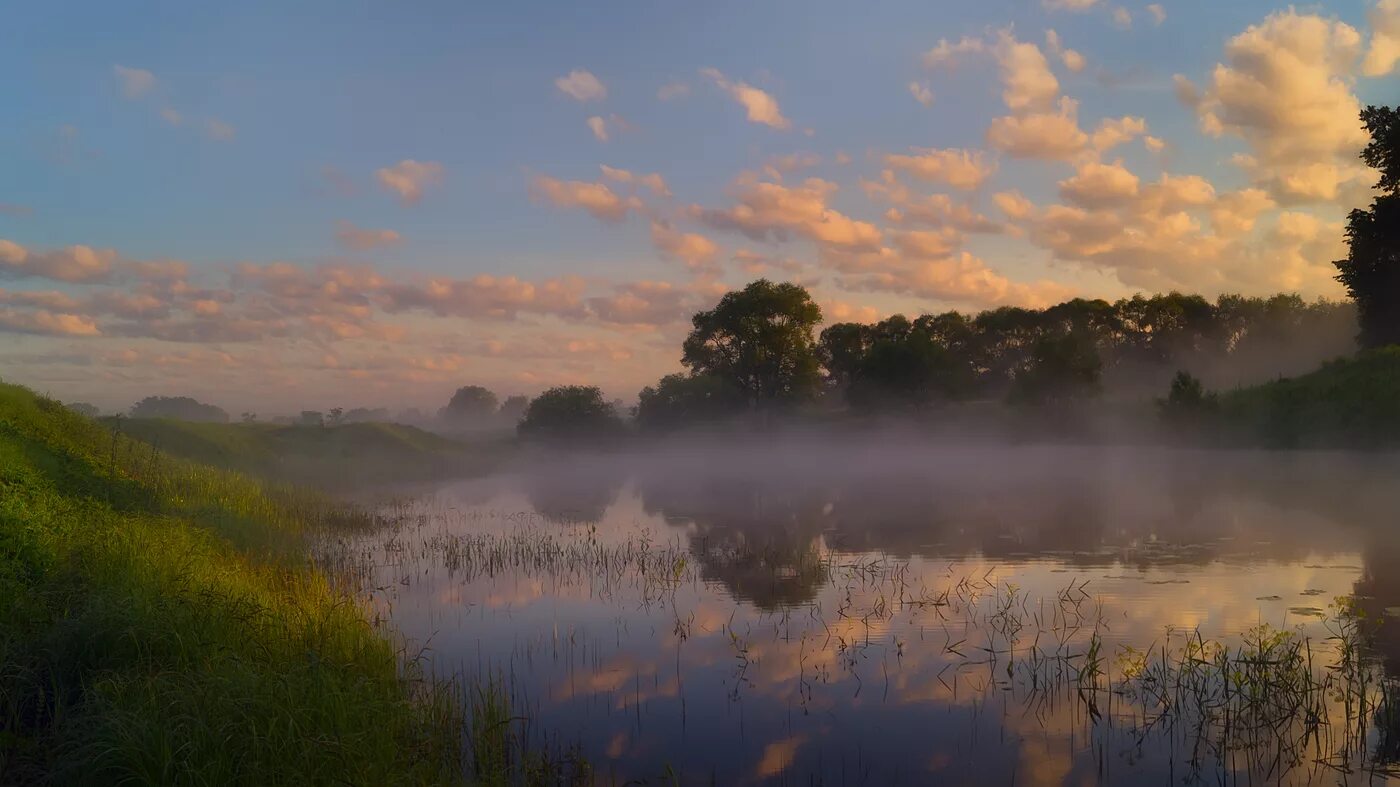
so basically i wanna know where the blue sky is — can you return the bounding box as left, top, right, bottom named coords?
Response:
left=0, top=0, right=1395, bottom=411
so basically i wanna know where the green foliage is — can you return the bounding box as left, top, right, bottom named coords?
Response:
left=129, top=395, right=229, bottom=422
left=116, top=416, right=489, bottom=488
left=0, top=379, right=465, bottom=784
left=441, top=385, right=500, bottom=426
left=1334, top=106, right=1400, bottom=348
left=682, top=279, right=823, bottom=407
left=1218, top=347, right=1400, bottom=448
left=517, top=385, right=623, bottom=443
left=1008, top=330, right=1103, bottom=405
left=498, top=395, right=530, bottom=425
left=1157, top=370, right=1219, bottom=426
left=843, top=315, right=974, bottom=411
left=635, top=373, right=746, bottom=432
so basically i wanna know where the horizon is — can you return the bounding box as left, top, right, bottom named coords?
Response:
left=3, top=0, right=1397, bottom=412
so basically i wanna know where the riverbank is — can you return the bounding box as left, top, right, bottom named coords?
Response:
left=0, top=380, right=466, bottom=784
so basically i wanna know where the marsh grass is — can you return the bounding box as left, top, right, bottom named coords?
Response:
left=0, top=380, right=467, bottom=784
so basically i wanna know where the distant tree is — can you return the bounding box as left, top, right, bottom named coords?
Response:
left=817, top=322, right=872, bottom=391
left=130, top=396, right=229, bottom=423
left=1157, top=370, right=1218, bottom=424
left=517, top=386, right=623, bottom=443
left=439, top=385, right=499, bottom=426
left=498, top=395, right=529, bottom=425
left=396, top=407, right=427, bottom=425
left=1008, top=331, right=1102, bottom=405
left=327, top=407, right=345, bottom=426
left=298, top=410, right=324, bottom=427
left=1335, top=105, right=1400, bottom=348
left=846, top=315, right=974, bottom=411
left=343, top=407, right=390, bottom=423
left=66, top=402, right=100, bottom=418
left=635, top=373, right=747, bottom=432
left=241, top=412, right=257, bottom=423
left=682, top=279, right=823, bottom=408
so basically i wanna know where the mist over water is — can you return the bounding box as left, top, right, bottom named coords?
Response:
left=321, top=442, right=1400, bottom=785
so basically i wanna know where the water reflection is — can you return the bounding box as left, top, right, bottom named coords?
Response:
left=325, top=447, right=1400, bottom=785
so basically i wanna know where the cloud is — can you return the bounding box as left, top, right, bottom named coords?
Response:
left=587, top=116, right=609, bottom=142
left=921, top=36, right=986, bottom=69
left=335, top=220, right=402, bottom=251
left=0, top=308, right=101, bottom=337
left=1146, top=4, right=1167, bottom=26
left=700, top=67, right=791, bottom=130
left=1210, top=188, right=1276, bottom=236
left=650, top=221, right=720, bottom=273
left=599, top=165, right=671, bottom=197
left=375, top=160, right=444, bottom=205
left=205, top=118, right=235, bottom=141
left=1042, top=0, right=1100, bottom=11
left=908, top=81, right=935, bottom=107
left=1363, top=0, right=1400, bottom=76
left=993, top=31, right=1060, bottom=111
left=1090, top=115, right=1147, bottom=151
left=555, top=69, right=607, bottom=102
left=657, top=81, right=690, bottom=100
left=586, top=280, right=722, bottom=327
left=0, top=240, right=117, bottom=283
left=1144, top=135, right=1166, bottom=153
left=1058, top=160, right=1140, bottom=208
left=1045, top=30, right=1086, bottom=73
left=113, top=65, right=156, bottom=98
left=1112, top=8, right=1133, bottom=29
left=0, top=203, right=33, bottom=217
left=862, top=170, right=1004, bottom=232
left=530, top=175, right=642, bottom=222
left=1185, top=9, right=1372, bottom=204
left=160, top=107, right=183, bottom=126
left=993, top=190, right=1036, bottom=220
left=882, top=147, right=996, bottom=190
left=694, top=175, right=882, bottom=252
left=986, top=97, right=1089, bottom=160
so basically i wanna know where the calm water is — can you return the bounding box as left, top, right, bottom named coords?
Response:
left=322, top=445, right=1400, bottom=785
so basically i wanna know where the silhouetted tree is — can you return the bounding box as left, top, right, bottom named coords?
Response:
left=1157, top=370, right=1218, bottom=426
left=327, top=407, right=345, bottom=426
left=439, top=385, right=499, bottom=426
left=682, top=279, right=823, bottom=407
left=1335, top=105, right=1400, bottom=348
left=846, top=315, right=973, bottom=411
left=498, top=395, right=529, bottom=425
left=1008, top=330, right=1102, bottom=405
left=635, top=373, right=746, bottom=432
left=343, top=407, right=390, bottom=423
left=517, top=385, right=623, bottom=443
left=130, top=396, right=229, bottom=423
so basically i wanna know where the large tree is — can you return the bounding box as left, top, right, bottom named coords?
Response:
left=517, top=385, right=623, bottom=442
left=1335, top=105, right=1400, bottom=348
left=635, top=373, right=746, bottom=432
left=439, top=385, right=499, bottom=426
left=681, top=279, right=823, bottom=407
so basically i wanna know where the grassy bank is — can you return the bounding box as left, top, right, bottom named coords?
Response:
left=1216, top=347, right=1400, bottom=448
left=0, top=379, right=465, bottom=784
left=114, top=417, right=509, bottom=488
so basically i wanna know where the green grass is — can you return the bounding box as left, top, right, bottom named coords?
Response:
left=0, top=379, right=466, bottom=785
left=114, top=417, right=509, bottom=488
left=1217, top=347, right=1400, bottom=448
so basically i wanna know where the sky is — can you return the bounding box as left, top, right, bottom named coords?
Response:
left=1, top=0, right=1397, bottom=414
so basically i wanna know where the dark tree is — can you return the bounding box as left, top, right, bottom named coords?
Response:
left=682, top=279, right=823, bottom=407
left=130, top=396, right=229, bottom=423
left=1008, top=330, right=1102, bottom=405
left=343, top=407, right=390, bottom=423
left=635, top=373, right=746, bottom=432
left=517, top=385, right=623, bottom=442
left=439, top=385, right=499, bottom=425
left=66, top=402, right=100, bottom=418
left=498, top=395, right=529, bottom=425
left=1335, top=106, right=1400, bottom=348
left=816, top=322, right=872, bottom=391
left=327, top=407, right=345, bottom=426
left=1157, top=370, right=1218, bottom=423
left=846, top=315, right=973, bottom=410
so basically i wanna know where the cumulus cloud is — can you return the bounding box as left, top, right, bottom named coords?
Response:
left=555, top=69, right=607, bottom=102
left=700, top=68, right=792, bottom=130
left=1183, top=9, right=1373, bottom=204
left=908, top=81, right=935, bottom=107
left=993, top=31, right=1060, bottom=111
left=882, top=147, right=996, bottom=190
left=1146, top=4, right=1167, bottom=26
left=1042, top=0, right=1100, bottom=11
left=693, top=175, right=882, bottom=252
left=599, top=165, right=671, bottom=197
left=375, top=160, right=444, bottom=205
left=113, top=65, right=156, bottom=98
left=993, top=190, right=1037, bottom=220
left=921, top=36, right=986, bottom=69
left=335, top=220, right=402, bottom=251
left=0, top=240, right=117, bottom=283
left=657, top=81, right=690, bottom=100
left=1059, top=160, right=1140, bottom=208
left=587, top=116, right=609, bottom=142
left=530, top=175, right=642, bottom=222
left=1112, top=7, right=1133, bottom=29
left=650, top=221, right=720, bottom=274
left=206, top=118, right=236, bottom=141
left=1090, top=115, right=1148, bottom=151
left=986, top=97, right=1089, bottom=160
left=1363, top=0, right=1400, bottom=76
left=0, top=308, right=101, bottom=337
left=1045, top=30, right=1087, bottom=73
left=862, top=170, right=1004, bottom=233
